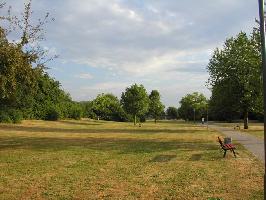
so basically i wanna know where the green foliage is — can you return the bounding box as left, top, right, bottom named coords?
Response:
left=30, top=72, right=80, bottom=121
left=121, top=84, right=149, bottom=125
left=68, top=103, right=83, bottom=120
left=0, top=108, right=23, bottom=123
left=178, top=92, right=208, bottom=121
left=0, top=111, right=12, bottom=123
left=79, top=101, right=97, bottom=119
left=45, top=106, right=61, bottom=121
left=207, top=28, right=263, bottom=127
left=8, top=109, right=23, bottom=123
left=148, top=90, right=165, bottom=123
left=166, top=107, right=179, bottom=120
left=0, top=28, right=37, bottom=110
left=91, top=93, right=127, bottom=122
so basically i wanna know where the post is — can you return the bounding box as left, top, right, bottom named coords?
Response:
left=258, top=0, right=266, bottom=198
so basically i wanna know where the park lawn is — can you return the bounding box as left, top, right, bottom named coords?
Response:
left=0, top=120, right=263, bottom=200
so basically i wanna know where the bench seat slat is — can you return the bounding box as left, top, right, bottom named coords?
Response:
left=223, top=144, right=235, bottom=150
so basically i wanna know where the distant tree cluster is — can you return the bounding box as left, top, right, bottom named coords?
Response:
left=80, top=84, right=165, bottom=125
left=178, top=92, right=208, bottom=121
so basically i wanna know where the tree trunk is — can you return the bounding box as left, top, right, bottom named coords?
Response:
left=154, top=118, right=157, bottom=124
left=134, top=115, right=137, bottom=126
left=244, top=111, right=248, bottom=129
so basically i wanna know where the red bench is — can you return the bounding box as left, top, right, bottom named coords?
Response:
left=217, top=137, right=236, bottom=158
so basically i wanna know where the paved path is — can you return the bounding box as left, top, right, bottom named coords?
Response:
left=209, top=125, right=264, bottom=163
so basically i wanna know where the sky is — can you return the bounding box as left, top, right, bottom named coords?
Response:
left=2, top=0, right=259, bottom=107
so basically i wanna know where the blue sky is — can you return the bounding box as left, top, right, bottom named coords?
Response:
left=3, top=0, right=259, bottom=107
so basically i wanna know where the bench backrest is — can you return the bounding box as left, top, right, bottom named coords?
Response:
left=217, top=137, right=224, bottom=147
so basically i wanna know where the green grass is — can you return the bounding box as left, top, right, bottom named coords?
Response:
left=0, top=120, right=263, bottom=199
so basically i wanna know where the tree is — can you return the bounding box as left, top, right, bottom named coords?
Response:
left=207, top=29, right=263, bottom=129
left=1, top=0, right=56, bottom=65
left=91, top=93, right=127, bottom=121
left=0, top=28, right=37, bottom=109
left=31, top=72, right=80, bottom=120
left=148, top=90, right=165, bottom=123
left=0, top=1, right=59, bottom=122
left=121, top=84, right=149, bottom=125
left=166, top=107, right=179, bottom=120
left=178, top=92, right=208, bottom=121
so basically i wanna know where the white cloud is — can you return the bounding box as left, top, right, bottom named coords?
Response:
left=75, top=73, right=93, bottom=79
left=81, top=81, right=129, bottom=91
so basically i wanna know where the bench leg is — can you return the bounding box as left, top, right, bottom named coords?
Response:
left=223, top=150, right=227, bottom=158
left=232, top=149, right=236, bottom=158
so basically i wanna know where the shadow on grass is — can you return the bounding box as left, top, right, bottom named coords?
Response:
left=150, top=154, right=177, bottom=162
left=0, top=125, right=204, bottom=134
left=0, top=136, right=218, bottom=157
left=189, top=154, right=202, bottom=161
left=57, top=120, right=104, bottom=126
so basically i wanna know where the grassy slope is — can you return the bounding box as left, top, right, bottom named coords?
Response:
left=0, top=120, right=263, bottom=200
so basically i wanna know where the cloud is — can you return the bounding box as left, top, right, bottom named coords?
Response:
left=75, top=73, right=93, bottom=80
left=81, top=81, right=129, bottom=91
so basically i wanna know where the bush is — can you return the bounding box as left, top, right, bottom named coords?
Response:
left=0, top=109, right=23, bottom=123
left=69, top=106, right=82, bottom=120
left=139, top=115, right=146, bottom=123
left=9, top=109, right=23, bottom=123
left=0, top=111, right=12, bottom=123
left=45, top=107, right=61, bottom=121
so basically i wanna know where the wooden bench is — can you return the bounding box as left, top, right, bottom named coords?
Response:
left=217, top=137, right=236, bottom=158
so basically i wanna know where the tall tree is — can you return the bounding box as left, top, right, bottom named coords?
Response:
left=178, top=92, right=208, bottom=121
left=0, top=27, right=37, bottom=110
left=0, top=1, right=48, bottom=107
left=148, top=90, right=165, bottom=123
left=91, top=93, right=126, bottom=121
left=207, top=29, right=263, bottom=129
left=121, top=84, right=149, bottom=125
left=166, top=107, right=179, bottom=120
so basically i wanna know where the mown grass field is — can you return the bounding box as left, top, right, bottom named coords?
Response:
left=0, top=120, right=263, bottom=199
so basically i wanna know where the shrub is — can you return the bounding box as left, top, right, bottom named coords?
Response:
left=0, top=109, right=23, bottom=123
left=45, top=107, right=61, bottom=121
left=0, top=111, right=12, bottom=123
left=9, top=109, right=23, bottom=123
left=69, top=106, right=82, bottom=120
